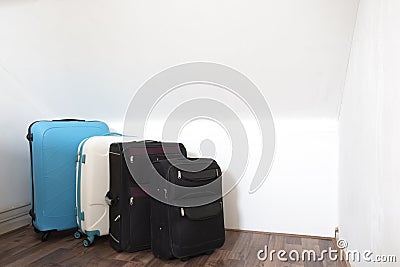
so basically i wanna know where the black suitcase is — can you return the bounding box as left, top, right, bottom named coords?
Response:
left=107, top=141, right=187, bottom=252
left=150, top=158, right=225, bottom=260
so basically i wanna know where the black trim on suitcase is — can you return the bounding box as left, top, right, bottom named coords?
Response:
left=27, top=121, right=54, bottom=241
left=27, top=121, right=39, bottom=223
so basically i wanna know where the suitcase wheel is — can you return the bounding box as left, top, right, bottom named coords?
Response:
left=33, top=226, right=40, bottom=233
left=83, top=238, right=94, bottom=247
left=73, top=231, right=82, bottom=239
left=83, top=236, right=95, bottom=247
left=83, top=239, right=91, bottom=247
left=41, top=231, right=50, bottom=242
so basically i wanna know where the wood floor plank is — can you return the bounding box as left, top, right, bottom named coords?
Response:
left=287, top=263, right=305, bottom=267
left=203, top=249, right=232, bottom=267
left=0, top=226, right=340, bottom=267
left=182, top=254, right=209, bottom=266
left=28, top=248, right=77, bottom=266
left=0, top=241, right=63, bottom=266
left=286, top=236, right=302, bottom=245
left=304, top=261, right=323, bottom=267
left=220, top=230, right=240, bottom=251
left=244, top=233, right=270, bottom=267
left=145, top=257, right=186, bottom=267
left=228, top=231, right=255, bottom=261
left=113, top=250, right=154, bottom=264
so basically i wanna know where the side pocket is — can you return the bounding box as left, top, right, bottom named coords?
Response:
left=127, top=187, right=151, bottom=252
left=108, top=192, right=122, bottom=252
left=151, top=199, right=175, bottom=259
left=109, top=212, right=122, bottom=251
left=109, top=144, right=124, bottom=252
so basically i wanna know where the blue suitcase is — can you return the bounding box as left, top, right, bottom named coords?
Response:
left=27, top=119, right=109, bottom=241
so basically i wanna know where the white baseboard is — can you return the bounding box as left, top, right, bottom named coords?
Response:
left=0, top=204, right=31, bottom=235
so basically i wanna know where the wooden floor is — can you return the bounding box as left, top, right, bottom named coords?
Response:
left=0, top=226, right=343, bottom=267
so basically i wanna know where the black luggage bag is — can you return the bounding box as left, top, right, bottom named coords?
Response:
left=150, top=158, right=225, bottom=260
left=107, top=141, right=187, bottom=252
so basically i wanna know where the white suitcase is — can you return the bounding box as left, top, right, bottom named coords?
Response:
left=74, top=135, right=128, bottom=247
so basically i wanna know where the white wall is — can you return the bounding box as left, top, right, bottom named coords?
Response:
left=223, top=119, right=338, bottom=236
left=339, top=0, right=400, bottom=264
left=0, top=0, right=357, bottom=236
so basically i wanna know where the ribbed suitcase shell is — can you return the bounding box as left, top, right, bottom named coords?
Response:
left=75, top=136, right=128, bottom=246
left=27, top=120, right=109, bottom=238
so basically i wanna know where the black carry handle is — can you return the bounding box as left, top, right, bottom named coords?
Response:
left=52, top=119, right=86, bottom=122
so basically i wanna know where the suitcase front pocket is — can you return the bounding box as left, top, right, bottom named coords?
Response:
left=170, top=200, right=225, bottom=257
left=171, top=167, right=221, bottom=188
left=178, top=169, right=220, bottom=183
left=182, top=200, right=223, bottom=221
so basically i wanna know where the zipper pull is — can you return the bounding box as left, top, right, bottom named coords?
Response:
left=163, top=189, right=168, bottom=199
left=178, top=170, right=182, bottom=179
left=114, top=215, right=120, bottom=222
left=180, top=208, right=185, bottom=217
left=129, top=197, right=134, bottom=206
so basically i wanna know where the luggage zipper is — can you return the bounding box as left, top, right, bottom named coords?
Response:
left=110, top=233, right=120, bottom=244
left=176, top=169, right=219, bottom=182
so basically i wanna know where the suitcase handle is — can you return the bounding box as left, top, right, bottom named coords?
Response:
left=105, top=192, right=117, bottom=206
left=52, top=119, right=85, bottom=122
